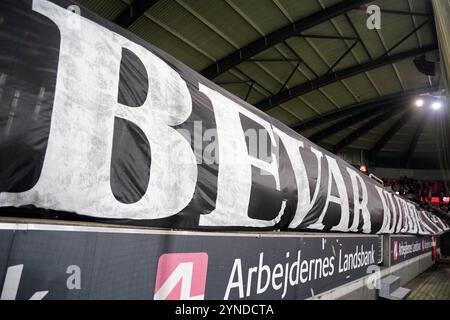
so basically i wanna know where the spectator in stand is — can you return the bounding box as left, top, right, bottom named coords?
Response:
left=381, top=176, right=448, bottom=206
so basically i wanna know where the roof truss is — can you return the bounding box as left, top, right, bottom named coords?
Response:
left=200, top=0, right=372, bottom=79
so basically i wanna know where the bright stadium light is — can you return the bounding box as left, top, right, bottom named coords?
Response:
left=432, top=101, right=442, bottom=110
left=415, top=99, right=424, bottom=107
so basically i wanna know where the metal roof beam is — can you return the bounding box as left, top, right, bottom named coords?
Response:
left=325, top=40, right=359, bottom=75
left=333, top=106, right=405, bottom=153
left=256, top=45, right=437, bottom=111
left=278, top=61, right=301, bottom=94
left=308, top=102, right=397, bottom=143
left=369, top=110, right=415, bottom=157
left=233, top=66, right=273, bottom=96
left=282, top=40, right=318, bottom=77
left=381, top=19, right=431, bottom=57
left=244, top=81, right=255, bottom=101
left=298, top=34, right=358, bottom=41
left=292, top=86, right=437, bottom=132
left=381, top=9, right=433, bottom=17
left=248, top=58, right=301, bottom=62
left=115, top=0, right=159, bottom=29
left=200, top=0, right=371, bottom=79
left=344, top=13, right=372, bottom=60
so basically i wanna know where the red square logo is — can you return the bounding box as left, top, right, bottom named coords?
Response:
left=154, top=252, right=208, bottom=300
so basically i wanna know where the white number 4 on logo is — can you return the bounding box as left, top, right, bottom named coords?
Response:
left=154, top=253, right=208, bottom=300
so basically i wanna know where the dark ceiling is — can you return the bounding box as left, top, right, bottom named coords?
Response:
left=74, top=0, right=448, bottom=168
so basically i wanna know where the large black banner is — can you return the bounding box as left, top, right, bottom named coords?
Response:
left=0, top=223, right=381, bottom=300
left=0, top=0, right=448, bottom=235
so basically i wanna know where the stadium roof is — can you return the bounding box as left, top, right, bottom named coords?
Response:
left=74, top=0, right=445, bottom=168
